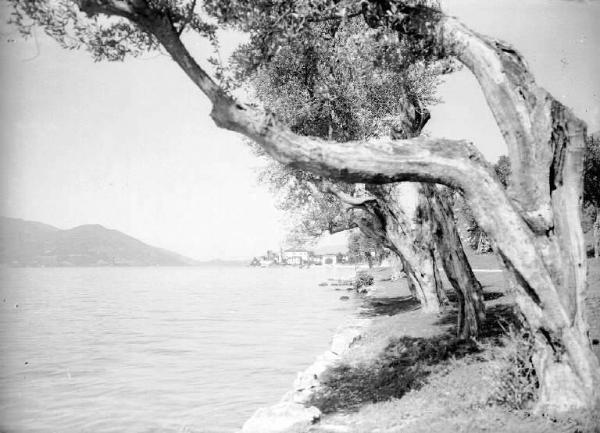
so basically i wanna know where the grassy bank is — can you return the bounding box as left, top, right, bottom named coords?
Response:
left=292, top=255, right=600, bottom=433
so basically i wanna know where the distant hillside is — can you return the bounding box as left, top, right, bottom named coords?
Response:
left=0, top=217, right=198, bottom=267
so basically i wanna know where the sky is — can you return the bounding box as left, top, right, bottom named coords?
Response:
left=0, top=0, right=598, bottom=261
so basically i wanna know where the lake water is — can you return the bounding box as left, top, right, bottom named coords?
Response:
left=0, top=266, right=359, bottom=433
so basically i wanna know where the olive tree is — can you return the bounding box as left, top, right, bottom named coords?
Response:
left=10, top=0, right=599, bottom=413
left=242, top=16, right=484, bottom=332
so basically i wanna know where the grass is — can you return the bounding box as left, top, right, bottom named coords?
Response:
left=307, top=301, right=523, bottom=415
left=485, top=326, right=538, bottom=409
left=310, top=327, right=599, bottom=433
left=307, top=334, right=480, bottom=414
left=297, top=255, right=600, bottom=433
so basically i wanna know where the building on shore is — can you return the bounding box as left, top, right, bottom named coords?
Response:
left=321, top=253, right=339, bottom=265
left=313, top=244, right=349, bottom=266
left=282, top=249, right=310, bottom=266
left=251, top=243, right=350, bottom=267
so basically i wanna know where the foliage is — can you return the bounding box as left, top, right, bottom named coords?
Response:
left=584, top=133, right=600, bottom=209
left=582, top=204, right=597, bottom=234
left=239, top=11, right=448, bottom=245
left=7, top=0, right=217, bottom=61
left=257, top=160, right=354, bottom=242
left=205, top=0, right=451, bottom=78
left=487, top=326, right=538, bottom=410
left=354, top=270, right=375, bottom=290
left=348, top=230, right=387, bottom=265
left=494, top=155, right=511, bottom=188
left=240, top=14, right=447, bottom=141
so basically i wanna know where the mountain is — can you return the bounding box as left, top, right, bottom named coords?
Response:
left=0, top=217, right=198, bottom=267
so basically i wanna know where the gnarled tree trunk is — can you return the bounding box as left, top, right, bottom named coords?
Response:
left=423, top=185, right=486, bottom=339
left=372, top=182, right=445, bottom=314
left=347, top=191, right=445, bottom=312
left=365, top=103, right=484, bottom=336
left=373, top=180, right=485, bottom=338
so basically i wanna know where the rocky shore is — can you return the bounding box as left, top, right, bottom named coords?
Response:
left=239, top=269, right=400, bottom=433
left=240, top=317, right=371, bottom=432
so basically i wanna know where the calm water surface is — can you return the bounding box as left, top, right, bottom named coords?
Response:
left=0, top=266, right=359, bottom=433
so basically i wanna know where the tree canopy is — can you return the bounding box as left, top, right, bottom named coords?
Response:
left=241, top=11, right=447, bottom=248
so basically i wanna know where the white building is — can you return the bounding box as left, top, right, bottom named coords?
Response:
left=283, top=249, right=310, bottom=265
left=321, top=253, right=338, bottom=265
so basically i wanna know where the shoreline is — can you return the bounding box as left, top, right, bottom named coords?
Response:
left=238, top=267, right=406, bottom=433
left=238, top=257, right=600, bottom=432
left=239, top=313, right=372, bottom=433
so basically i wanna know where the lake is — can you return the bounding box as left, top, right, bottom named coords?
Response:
left=0, top=266, right=359, bottom=433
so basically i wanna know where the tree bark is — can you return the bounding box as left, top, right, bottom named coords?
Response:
left=371, top=180, right=485, bottom=338
left=317, top=176, right=451, bottom=317
left=323, top=175, right=476, bottom=324
left=424, top=185, right=486, bottom=339
left=339, top=187, right=444, bottom=313
left=369, top=182, right=444, bottom=314
left=389, top=253, right=404, bottom=281
left=365, top=105, right=482, bottom=336
left=396, top=254, right=421, bottom=300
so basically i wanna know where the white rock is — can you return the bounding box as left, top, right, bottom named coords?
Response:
left=330, top=326, right=362, bottom=355
left=241, top=402, right=321, bottom=433
left=293, top=351, right=336, bottom=387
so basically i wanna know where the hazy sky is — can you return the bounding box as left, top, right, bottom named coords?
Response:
left=0, top=0, right=598, bottom=260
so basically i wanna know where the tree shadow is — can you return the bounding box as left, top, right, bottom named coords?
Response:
left=483, top=291, right=506, bottom=301
left=360, top=295, right=421, bottom=317
left=434, top=303, right=521, bottom=340
left=308, top=331, right=482, bottom=414
left=444, top=289, right=505, bottom=303
left=310, top=300, right=526, bottom=414
left=479, top=304, right=522, bottom=339
left=310, top=289, right=526, bottom=414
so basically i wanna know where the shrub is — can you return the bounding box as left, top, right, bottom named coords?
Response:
left=354, top=271, right=374, bottom=291
left=487, top=326, right=538, bottom=410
